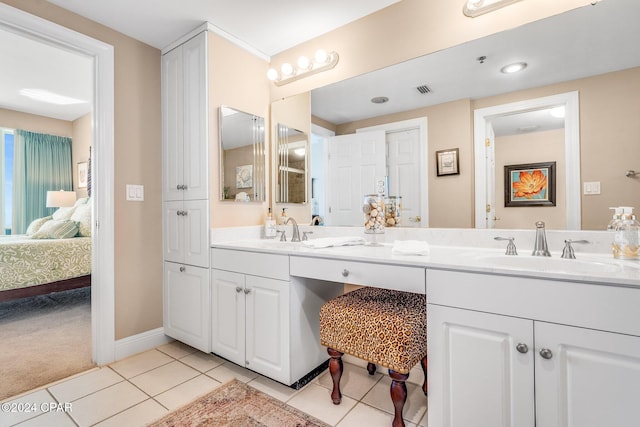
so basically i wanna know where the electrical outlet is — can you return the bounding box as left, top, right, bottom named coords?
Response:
left=583, top=181, right=601, bottom=195
left=126, top=184, right=144, bottom=201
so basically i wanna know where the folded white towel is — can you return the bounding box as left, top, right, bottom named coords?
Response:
left=391, top=240, right=430, bottom=256
left=302, top=236, right=367, bottom=249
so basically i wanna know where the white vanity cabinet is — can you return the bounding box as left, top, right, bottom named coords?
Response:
left=162, top=30, right=210, bottom=352
left=210, top=248, right=343, bottom=385
left=427, top=268, right=640, bottom=427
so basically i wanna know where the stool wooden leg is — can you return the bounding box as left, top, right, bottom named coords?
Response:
left=327, top=348, right=344, bottom=404
left=389, top=369, right=409, bottom=427
left=420, top=355, right=428, bottom=396
left=367, top=362, right=377, bottom=375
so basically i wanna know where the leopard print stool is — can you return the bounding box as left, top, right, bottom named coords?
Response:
left=319, top=287, right=427, bottom=427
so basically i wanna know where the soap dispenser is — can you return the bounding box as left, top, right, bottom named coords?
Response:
left=280, top=208, right=287, bottom=225
left=607, top=207, right=623, bottom=231
left=612, top=207, right=640, bottom=260
left=264, top=208, right=277, bottom=238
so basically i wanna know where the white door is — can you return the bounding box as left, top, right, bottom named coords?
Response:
left=535, top=322, right=640, bottom=427
left=211, top=269, right=245, bottom=366
left=181, top=32, right=208, bottom=201
left=428, top=305, right=535, bottom=427
left=325, top=131, right=385, bottom=226
left=161, top=45, right=184, bottom=202
left=163, top=262, right=210, bottom=352
left=183, top=199, right=209, bottom=268
left=387, top=128, right=422, bottom=227
left=163, top=201, right=183, bottom=263
left=245, top=275, right=290, bottom=383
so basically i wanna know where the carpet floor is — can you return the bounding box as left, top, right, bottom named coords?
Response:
left=148, top=379, right=331, bottom=427
left=0, top=287, right=95, bottom=401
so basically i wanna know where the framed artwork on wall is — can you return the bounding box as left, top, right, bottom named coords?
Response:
left=77, top=162, right=88, bottom=188
left=236, top=164, right=253, bottom=189
left=435, top=148, right=460, bottom=176
left=504, top=161, right=556, bottom=207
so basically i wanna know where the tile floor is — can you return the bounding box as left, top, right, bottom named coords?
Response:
left=1, top=341, right=428, bottom=427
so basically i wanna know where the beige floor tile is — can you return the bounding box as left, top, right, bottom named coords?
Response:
left=93, top=398, right=168, bottom=427
left=128, top=361, right=199, bottom=397
left=248, top=375, right=299, bottom=402
left=154, top=374, right=221, bottom=410
left=336, top=402, right=396, bottom=427
left=0, top=390, right=56, bottom=426
left=48, top=367, right=123, bottom=403
left=68, top=381, right=147, bottom=426
left=361, top=376, right=427, bottom=425
left=205, top=362, right=258, bottom=384
left=179, top=351, right=225, bottom=373
left=316, top=362, right=382, bottom=401
left=13, top=410, right=76, bottom=427
left=156, top=341, right=198, bottom=359
left=287, top=383, right=357, bottom=426
left=108, top=349, right=173, bottom=379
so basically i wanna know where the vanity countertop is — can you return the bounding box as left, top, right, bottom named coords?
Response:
left=210, top=237, right=640, bottom=288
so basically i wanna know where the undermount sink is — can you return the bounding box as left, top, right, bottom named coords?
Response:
left=478, top=254, right=628, bottom=275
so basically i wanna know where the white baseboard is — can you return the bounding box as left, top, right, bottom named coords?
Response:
left=114, top=327, right=173, bottom=361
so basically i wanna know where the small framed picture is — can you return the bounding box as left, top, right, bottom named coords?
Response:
left=236, top=164, right=253, bottom=189
left=504, top=161, right=556, bottom=207
left=77, top=162, right=88, bottom=188
left=436, top=148, right=460, bottom=176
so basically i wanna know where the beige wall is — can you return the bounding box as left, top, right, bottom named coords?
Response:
left=72, top=113, right=92, bottom=200
left=495, top=129, right=566, bottom=229
left=0, top=108, right=72, bottom=136
left=3, top=0, right=163, bottom=340
left=208, top=32, right=270, bottom=227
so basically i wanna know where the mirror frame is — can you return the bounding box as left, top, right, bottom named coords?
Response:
left=218, top=105, right=266, bottom=202
left=473, top=91, right=581, bottom=229
left=275, top=123, right=308, bottom=204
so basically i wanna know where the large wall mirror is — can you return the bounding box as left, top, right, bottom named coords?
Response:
left=275, top=123, right=307, bottom=204
left=219, top=105, right=265, bottom=202
left=307, top=0, right=640, bottom=230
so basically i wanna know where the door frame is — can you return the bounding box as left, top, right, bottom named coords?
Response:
left=0, top=4, right=116, bottom=364
left=473, top=91, right=581, bottom=230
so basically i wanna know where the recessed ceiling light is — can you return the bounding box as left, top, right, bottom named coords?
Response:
left=371, top=96, right=389, bottom=104
left=20, top=88, right=87, bottom=105
left=500, top=62, right=527, bottom=74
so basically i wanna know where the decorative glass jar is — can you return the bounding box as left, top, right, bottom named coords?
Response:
left=363, top=194, right=385, bottom=234
left=384, top=196, right=401, bottom=227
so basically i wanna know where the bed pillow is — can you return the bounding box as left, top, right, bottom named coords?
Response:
left=31, top=219, right=79, bottom=239
left=25, top=216, right=53, bottom=236
left=70, top=203, right=92, bottom=237
left=75, top=197, right=90, bottom=206
left=52, top=206, right=77, bottom=221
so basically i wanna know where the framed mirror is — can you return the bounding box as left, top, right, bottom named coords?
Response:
left=275, top=123, right=307, bottom=204
left=219, top=105, right=265, bottom=202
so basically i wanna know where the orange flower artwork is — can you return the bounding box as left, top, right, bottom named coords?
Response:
left=512, top=169, right=547, bottom=199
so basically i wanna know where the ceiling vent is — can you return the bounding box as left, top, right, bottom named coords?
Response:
left=416, top=84, right=432, bottom=94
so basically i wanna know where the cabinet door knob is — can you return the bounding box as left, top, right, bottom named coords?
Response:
left=244, top=288, right=252, bottom=294
left=516, top=343, right=529, bottom=354
left=341, top=269, right=349, bottom=277
left=539, top=348, right=553, bottom=359
left=235, top=286, right=242, bottom=293
left=179, top=266, right=185, bottom=272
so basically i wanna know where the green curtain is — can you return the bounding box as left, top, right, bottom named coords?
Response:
left=12, top=130, right=73, bottom=234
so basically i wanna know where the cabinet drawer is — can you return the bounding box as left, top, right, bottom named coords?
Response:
left=427, top=268, right=640, bottom=337
left=210, top=248, right=289, bottom=281
left=290, top=256, right=425, bottom=294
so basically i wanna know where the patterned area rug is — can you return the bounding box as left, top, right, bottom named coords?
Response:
left=148, top=379, right=330, bottom=427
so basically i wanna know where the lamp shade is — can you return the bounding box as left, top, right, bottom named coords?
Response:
left=46, top=190, right=77, bottom=208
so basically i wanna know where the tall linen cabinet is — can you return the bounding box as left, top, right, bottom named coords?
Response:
left=162, top=31, right=211, bottom=353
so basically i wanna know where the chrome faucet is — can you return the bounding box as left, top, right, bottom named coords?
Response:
left=285, top=217, right=301, bottom=242
left=561, top=239, right=589, bottom=259
left=532, top=221, right=551, bottom=257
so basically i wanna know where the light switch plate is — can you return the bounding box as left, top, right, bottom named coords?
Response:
left=583, top=181, right=601, bottom=195
left=126, top=184, right=144, bottom=201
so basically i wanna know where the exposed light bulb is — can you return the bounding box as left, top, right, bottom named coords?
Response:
left=314, top=49, right=328, bottom=64
left=281, top=62, right=294, bottom=76
left=297, top=55, right=311, bottom=70
left=267, top=68, right=279, bottom=81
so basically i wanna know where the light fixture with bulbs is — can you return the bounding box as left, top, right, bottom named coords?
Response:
left=267, top=49, right=339, bottom=86
left=463, top=0, right=525, bottom=17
